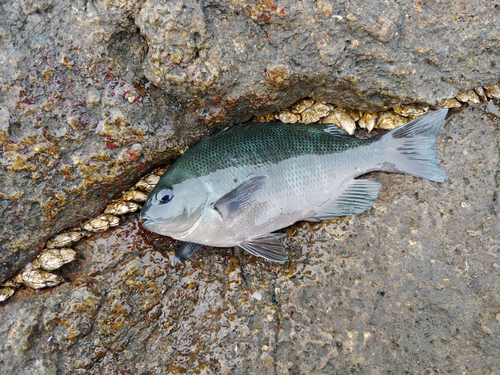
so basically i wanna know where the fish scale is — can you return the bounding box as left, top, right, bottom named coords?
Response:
left=165, top=122, right=368, bottom=186
left=141, top=110, right=448, bottom=263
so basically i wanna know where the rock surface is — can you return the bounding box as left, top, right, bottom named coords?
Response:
left=1, top=104, right=499, bottom=374
left=1, top=0, right=500, bottom=282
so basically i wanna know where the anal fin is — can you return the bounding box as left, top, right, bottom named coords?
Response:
left=306, top=179, right=381, bottom=222
left=238, top=233, right=288, bottom=263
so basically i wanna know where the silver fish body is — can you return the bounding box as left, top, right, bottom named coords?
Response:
left=141, top=109, right=448, bottom=263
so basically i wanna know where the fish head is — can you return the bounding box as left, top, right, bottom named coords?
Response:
left=140, top=176, right=209, bottom=238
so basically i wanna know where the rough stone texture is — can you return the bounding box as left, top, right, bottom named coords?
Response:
left=1, top=0, right=500, bottom=303
left=1, top=104, right=499, bottom=374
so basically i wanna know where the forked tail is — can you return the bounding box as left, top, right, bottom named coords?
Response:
left=375, top=109, right=448, bottom=182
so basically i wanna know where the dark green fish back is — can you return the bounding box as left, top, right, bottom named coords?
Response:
left=165, top=122, right=369, bottom=185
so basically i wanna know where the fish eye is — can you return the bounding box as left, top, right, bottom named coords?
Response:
left=156, top=188, right=173, bottom=204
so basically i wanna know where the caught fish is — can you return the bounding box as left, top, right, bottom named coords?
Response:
left=141, top=109, right=448, bottom=264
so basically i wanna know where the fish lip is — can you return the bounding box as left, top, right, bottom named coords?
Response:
left=140, top=213, right=157, bottom=226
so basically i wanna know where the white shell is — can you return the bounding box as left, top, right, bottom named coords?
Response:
left=14, top=269, right=63, bottom=289
left=104, top=201, right=140, bottom=215
left=375, top=111, right=409, bottom=130
left=47, top=231, right=85, bottom=248
left=122, top=190, right=148, bottom=202
left=135, top=174, right=160, bottom=192
left=0, top=287, right=15, bottom=302
left=321, top=111, right=356, bottom=135
left=33, top=249, right=77, bottom=271
left=358, top=113, right=378, bottom=132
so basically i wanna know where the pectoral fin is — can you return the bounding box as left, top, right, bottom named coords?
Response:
left=173, top=242, right=203, bottom=265
left=214, top=175, right=268, bottom=221
left=238, top=233, right=288, bottom=263
left=306, top=179, right=381, bottom=222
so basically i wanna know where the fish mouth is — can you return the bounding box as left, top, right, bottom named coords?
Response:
left=140, top=213, right=157, bottom=229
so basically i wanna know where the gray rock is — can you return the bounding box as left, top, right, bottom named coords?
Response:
left=1, top=0, right=500, bottom=295
left=1, top=104, right=499, bottom=374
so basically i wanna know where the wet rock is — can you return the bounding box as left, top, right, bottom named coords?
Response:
left=2, top=0, right=500, bottom=310
left=1, top=106, right=499, bottom=373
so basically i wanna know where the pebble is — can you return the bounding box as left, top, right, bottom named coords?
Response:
left=252, top=291, right=263, bottom=301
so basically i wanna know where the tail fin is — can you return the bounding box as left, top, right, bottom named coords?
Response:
left=376, top=109, right=448, bottom=182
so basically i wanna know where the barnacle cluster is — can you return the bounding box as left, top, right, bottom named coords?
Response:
left=0, top=167, right=167, bottom=302
left=256, top=84, right=500, bottom=134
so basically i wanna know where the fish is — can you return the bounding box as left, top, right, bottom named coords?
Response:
left=141, top=109, right=448, bottom=264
